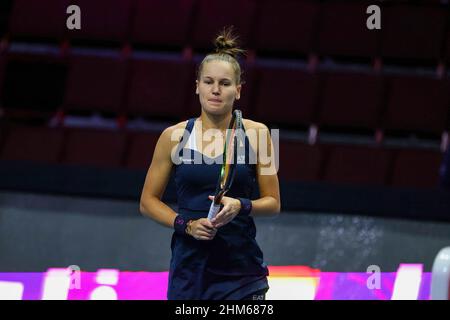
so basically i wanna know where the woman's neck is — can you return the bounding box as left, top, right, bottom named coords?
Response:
left=199, top=111, right=232, bottom=132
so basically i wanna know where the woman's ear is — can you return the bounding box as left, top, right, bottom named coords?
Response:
left=195, top=80, right=199, bottom=95
left=235, top=84, right=242, bottom=100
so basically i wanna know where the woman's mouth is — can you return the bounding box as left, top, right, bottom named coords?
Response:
left=208, top=99, right=222, bottom=105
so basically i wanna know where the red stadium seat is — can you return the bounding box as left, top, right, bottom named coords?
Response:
left=323, top=145, right=391, bottom=186
left=253, top=64, right=319, bottom=127
left=0, top=123, right=5, bottom=151
left=125, top=131, right=161, bottom=170
left=191, top=0, right=257, bottom=52
left=126, top=56, right=192, bottom=119
left=317, top=71, right=383, bottom=132
left=0, top=0, right=13, bottom=38
left=62, top=128, right=126, bottom=167
left=9, top=0, right=69, bottom=42
left=383, top=75, right=450, bottom=136
left=1, top=53, right=67, bottom=117
left=131, top=0, right=194, bottom=49
left=64, top=53, right=127, bottom=115
left=391, top=148, right=443, bottom=188
left=234, top=63, right=256, bottom=118
left=316, top=2, right=379, bottom=60
left=445, top=27, right=450, bottom=65
left=0, top=53, right=5, bottom=102
left=380, top=4, right=446, bottom=63
left=185, top=61, right=199, bottom=117
left=68, top=0, right=132, bottom=45
left=253, top=0, right=319, bottom=56
left=278, top=140, right=323, bottom=182
left=0, top=126, right=64, bottom=163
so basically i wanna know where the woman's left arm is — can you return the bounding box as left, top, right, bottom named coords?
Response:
left=251, top=174, right=281, bottom=217
left=250, top=122, right=281, bottom=217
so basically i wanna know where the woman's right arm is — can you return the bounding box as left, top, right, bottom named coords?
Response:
left=139, top=124, right=217, bottom=240
left=139, top=126, right=178, bottom=228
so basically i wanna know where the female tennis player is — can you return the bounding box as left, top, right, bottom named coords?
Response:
left=139, top=28, right=281, bottom=300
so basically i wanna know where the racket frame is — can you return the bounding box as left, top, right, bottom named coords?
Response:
left=207, top=109, right=243, bottom=220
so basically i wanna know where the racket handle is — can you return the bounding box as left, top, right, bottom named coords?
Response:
left=207, top=201, right=221, bottom=220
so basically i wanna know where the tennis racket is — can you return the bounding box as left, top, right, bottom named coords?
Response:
left=207, top=109, right=243, bottom=220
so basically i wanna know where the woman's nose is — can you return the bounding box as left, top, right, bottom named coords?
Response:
left=212, top=83, right=220, bottom=95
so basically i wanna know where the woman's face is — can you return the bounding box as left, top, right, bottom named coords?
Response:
left=196, top=60, right=241, bottom=116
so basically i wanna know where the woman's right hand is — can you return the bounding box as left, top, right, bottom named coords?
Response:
left=187, top=218, right=217, bottom=240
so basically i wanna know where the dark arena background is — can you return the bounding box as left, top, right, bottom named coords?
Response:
left=0, top=0, right=450, bottom=301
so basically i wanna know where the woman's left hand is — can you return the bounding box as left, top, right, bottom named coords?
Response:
left=208, top=195, right=241, bottom=228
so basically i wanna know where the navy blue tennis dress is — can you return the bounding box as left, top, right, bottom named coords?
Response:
left=167, top=117, right=269, bottom=300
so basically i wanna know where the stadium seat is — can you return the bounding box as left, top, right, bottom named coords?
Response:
left=317, top=71, right=383, bottom=132
left=131, top=0, right=194, bottom=50
left=125, top=131, right=161, bottom=170
left=253, top=0, right=319, bottom=56
left=278, top=140, right=323, bottom=182
left=62, top=128, right=126, bottom=167
left=0, top=122, right=5, bottom=150
left=0, top=0, right=13, bottom=38
left=68, top=0, right=133, bottom=45
left=191, top=0, right=257, bottom=52
left=126, top=56, right=192, bottom=119
left=0, top=126, right=64, bottom=163
left=0, top=53, right=5, bottom=102
left=234, top=63, right=256, bottom=119
left=64, top=53, right=127, bottom=115
left=316, top=2, right=379, bottom=60
left=323, top=144, right=391, bottom=186
left=252, top=64, right=319, bottom=127
left=185, top=61, right=200, bottom=117
left=9, top=0, right=69, bottom=42
left=383, top=75, right=450, bottom=136
left=380, top=4, right=446, bottom=63
left=391, top=148, right=443, bottom=189
left=445, top=27, right=450, bottom=65
left=1, top=53, right=67, bottom=117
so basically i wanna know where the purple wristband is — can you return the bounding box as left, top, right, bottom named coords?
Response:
left=174, top=215, right=188, bottom=235
left=238, top=198, right=252, bottom=216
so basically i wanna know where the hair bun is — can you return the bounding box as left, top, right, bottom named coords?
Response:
left=215, top=34, right=235, bottom=50
left=213, top=26, right=246, bottom=59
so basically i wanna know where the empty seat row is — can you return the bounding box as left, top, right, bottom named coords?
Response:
left=254, top=66, right=449, bottom=136
left=0, top=53, right=5, bottom=102
left=4, top=0, right=450, bottom=63
left=0, top=52, right=449, bottom=136
left=0, top=1, right=13, bottom=38
left=278, top=140, right=443, bottom=188
left=0, top=125, right=444, bottom=189
left=64, top=53, right=196, bottom=119
left=0, top=125, right=160, bottom=169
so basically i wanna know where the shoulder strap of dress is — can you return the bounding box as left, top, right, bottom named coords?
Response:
left=185, top=118, right=196, bottom=134
left=178, top=118, right=196, bottom=144
left=175, top=118, right=196, bottom=159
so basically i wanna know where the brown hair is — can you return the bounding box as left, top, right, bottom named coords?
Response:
left=197, top=26, right=246, bottom=85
